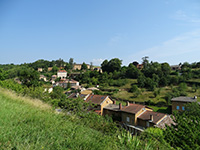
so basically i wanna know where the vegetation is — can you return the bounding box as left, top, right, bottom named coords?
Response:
left=164, top=103, right=200, bottom=149
left=1, top=58, right=200, bottom=149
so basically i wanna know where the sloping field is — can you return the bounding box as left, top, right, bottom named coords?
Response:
left=0, top=88, right=120, bottom=150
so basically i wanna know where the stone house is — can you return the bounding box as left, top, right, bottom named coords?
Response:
left=103, top=102, right=171, bottom=134
left=171, top=96, right=198, bottom=112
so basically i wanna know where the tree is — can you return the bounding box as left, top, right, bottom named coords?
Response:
left=161, top=63, right=171, bottom=76
left=164, top=103, right=200, bottom=149
left=69, top=58, right=74, bottom=69
left=90, top=62, right=93, bottom=70
left=108, top=58, right=122, bottom=72
left=142, top=56, right=149, bottom=68
left=0, top=68, right=7, bottom=81
left=19, top=68, right=40, bottom=87
left=101, top=58, right=122, bottom=73
left=81, top=62, right=88, bottom=70
left=132, top=61, right=139, bottom=67
left=126, top=64, right=139, bottom=79
left=101, top=59, right=109, bottom=72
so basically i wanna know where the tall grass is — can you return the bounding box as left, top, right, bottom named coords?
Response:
left=0, top=89, right=120, bottom=150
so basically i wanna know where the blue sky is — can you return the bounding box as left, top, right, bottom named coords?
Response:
left=0, top=0, right=200, bottom=66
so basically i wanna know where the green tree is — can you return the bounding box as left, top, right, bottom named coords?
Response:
left=69, top=58, right=74, bottom=69
left=161, top=63, right=171, bottom=76
left=81, top=62, right=88, bottom=70
left=164, top=103, right=200, bottom=149
left=19, top=68, right=40, bottom=87
left=101, top=58, right=122, bottom=73
left=0, top=68, right=7, bottom=81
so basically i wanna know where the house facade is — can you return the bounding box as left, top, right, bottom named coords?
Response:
left=103, top=102, right=170, bottom=134
left=57, top=70, right=67, bottom=79
left=73, top=64, right=90, bottom=70
left=84, top=94, right=113, bottom=115
left=171, top=96, right=198, bottom=112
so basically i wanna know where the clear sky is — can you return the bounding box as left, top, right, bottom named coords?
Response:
left=0, top=0, right=200, bottom=66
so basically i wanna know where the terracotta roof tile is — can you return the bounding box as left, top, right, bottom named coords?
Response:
left=121, top=104, right=145, bottom=114
left=58, top=70, right=67, bottom=72
left=85, top=95, right=107, bottom=105
left=138, top=110, right=166, bottom=124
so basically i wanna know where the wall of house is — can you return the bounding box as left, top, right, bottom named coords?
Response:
left=57, top=72, right=67, bottom=78
left=137, top=119, right=154, bottom=128
left=172, top=101, right=187, bottom=112
left=103, top=109, right=121, bottom=121
left=100, top=97, right=113, bottom=115
left=121, top=112, right=136, bottom=126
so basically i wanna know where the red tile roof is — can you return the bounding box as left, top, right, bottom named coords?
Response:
left=85, top=95, right=108, bottom=105
left=121, top=104, right=145, bottom=114
left=58, top=70, right=67, bottom=72
left=138, top=110, right=166, bottom=124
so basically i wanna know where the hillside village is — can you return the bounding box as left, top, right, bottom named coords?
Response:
left=1, top=58, right=200, bottom=149
left=31, top=59, right=199, bottom=134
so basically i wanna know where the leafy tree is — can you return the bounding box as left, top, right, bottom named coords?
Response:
left=137, top=74, right=146, bottom=88
left=51, top=66, right=59, bottom=74
left=142, top=56, right=149, bottom=68
left=132, top=61, right=139, bottom=67
left=101, top=58, right=122, bottom=73
left=101, top=59, right=109, bottom=72
left=50, top=86, right=66, bottom=100
left=161, top=63, right=171, bottom=76
left=0, top=68, right=7, bottom=81
left=164, top=103, right=200, bottom=149
left=81, top=62, right=88, bottom=70
left=69, top=58, right=74, bottom=69
left=126, top=64, right=139, bottom=79
left=19, top=68, right=40, bottom=87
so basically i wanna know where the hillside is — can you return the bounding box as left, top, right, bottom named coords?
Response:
left=0, top=88, right=121, bottom=150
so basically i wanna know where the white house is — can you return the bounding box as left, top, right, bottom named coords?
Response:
left=57, top=70, right=67, bottom=79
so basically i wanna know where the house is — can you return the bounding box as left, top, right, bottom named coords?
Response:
left=120, top=103, right=153, bottom=126
left=57, top=70, right=67, bottom=79
left=103, top=102, right=171, bottom=134
left=68, top=93, right=89, bottom=100
left=84, top=94, right=113, bottom=115
left=171, top=96, right=198, bottom=112
left=137, top=64, right=143, bottom=69
left=39, top=75, right=47, bottom=82
left=55, top=79, right=80, bottom=89
left=73, top=64, right=90, bottom=70
left=81, top=89, right=93, bottom=95
left=93, top=67, right=103, bottom=73
left=48, top=67, right=53, bottom=71
left=38, top=68, right=43, bottom=72
left=52, top=75, right=57, bottom=80
left=170, top=65, right=182, bottom=71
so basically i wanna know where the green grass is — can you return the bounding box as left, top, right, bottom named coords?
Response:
left=149, top=106, right=171, bottom=114
left=111, top=79, right=200, bottom=104
left=0, top=88, right=121, bottom=150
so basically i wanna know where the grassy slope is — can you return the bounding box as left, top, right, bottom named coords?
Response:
left=111, top=79, right=200, bottom=103
left=0, top=88, right=121, bottom=150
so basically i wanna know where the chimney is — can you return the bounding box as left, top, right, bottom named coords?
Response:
left=126, top=101, right=130, bottom=106
left=119, top=103, right=122, bottom=110
left=113, top=100, right=116, bottom=104
left=150, top=115, right=153, bottom=121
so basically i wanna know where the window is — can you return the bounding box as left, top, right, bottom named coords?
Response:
left=176, top=106, right=179, bottom=110
left=182, top=106, right=185, bottom=110
left=126, top=117, right=130, bottom=122
left=146, top=121, right=149, bottom=127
